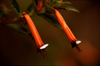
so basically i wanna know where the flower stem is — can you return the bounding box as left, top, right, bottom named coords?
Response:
left=37, top=0, right=45, bottom=12
left=61, top=0, right=63, bottom=2
left=37, top=0, right=41, bottom=8
left=0, top=18, right=16, bottom=24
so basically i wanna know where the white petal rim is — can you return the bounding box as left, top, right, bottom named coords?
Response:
left=76, top=40, right=81, bottom=45
left=40, top=44, right=49, bottom=49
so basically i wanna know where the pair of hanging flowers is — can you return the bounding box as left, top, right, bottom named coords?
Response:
left=22, top=0, right=82, bottom=57
left=6, top=0, right=82, bottom=57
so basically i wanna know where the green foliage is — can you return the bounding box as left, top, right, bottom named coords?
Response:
left=61, top=1, right=71, bottom=4
left=52, top=0, right=62, bottom=8
left=52, top=0, right=71, bottom=8
left=8, top=0, right=20, bottom=16
left=34, top=0, right=38, bottom=5
left=26, top=3, right=34, bottom=15
left=0, top=5, right=11, bottom=16
left=62, top=5, right=79, bottom=12
left=0, top=0, right=82, bottom=58
left=1, top=5, right=9, bottom=15
left=45, top=2, right=53, bottom=12
left=32, top=0, right=38, bottom=12
left=7, top=0, right=79, bottom=36
left=10, top=0, right=20, bottom=13
left=47, top=0, right=53, bottom=5
left=38, top=13, right=62, bottom=29
left=6, top=23, right=29, bottom=35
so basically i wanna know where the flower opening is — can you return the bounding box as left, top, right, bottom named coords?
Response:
left=40, top=44, right=49, bottom=49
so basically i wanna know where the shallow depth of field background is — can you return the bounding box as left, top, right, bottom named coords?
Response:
left=0, top=0, right=100, bottom=65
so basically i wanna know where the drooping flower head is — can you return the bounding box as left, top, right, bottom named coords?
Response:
left=22, top=12, right=49, bottom=57
left=53, top=8, right=82, bottom=52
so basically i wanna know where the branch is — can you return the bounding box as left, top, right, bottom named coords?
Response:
left=37, top=0, right=41, bottom=8
left=37, top=0, right=46, bottom=12
left=61, top=0, right=63, bottom=2
left=0, top=19, right=14, bottom=24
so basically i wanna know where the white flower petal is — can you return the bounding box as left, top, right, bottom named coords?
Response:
left=40, top=44, right=49, bottom=49
left=76, top=40, right=81, bottom=45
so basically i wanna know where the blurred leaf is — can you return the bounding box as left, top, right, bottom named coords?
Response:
left=53, top=3, right=62, bottom=8
left=27, top=3, right=34, bottom=13
left=38, top=7, right=46, bottom=14
left=38, top=13, right=62, bottom=29
left=26, top=3, right=34, bottom=16
left=52, top=0, right=58, bottom=6
left=6, top=23, right=34, bottom=40
left=45, top=3, right=53, bottom=12
left=47, top=0, right=53, bottom=5
left=1, top=5, right=8, bottom=15
left=6, top=23, right=29, bottom=35
left=34, top=0, right=38, bottom=5
left=10, top=0, right=20, bottom=13
left=62, top=5, right=79, bottom=12
left=52, top=0, right=71, bottom=8
left=52, top=1, right=62, bottom=8
left=1, top=5, right=11, bottom=15
left=8, top=0, right=20, bottom=16
left=32, top=0, right=38, bottom=12
left=61, top=1, right=71, bottom=4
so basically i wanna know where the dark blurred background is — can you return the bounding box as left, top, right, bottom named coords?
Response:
left=0, top=0, right=100, bottom=65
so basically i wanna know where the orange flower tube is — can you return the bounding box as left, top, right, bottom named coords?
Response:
left=22, top=12, right=48, bottom=57
left=54, top=9, right=82, bottom=52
